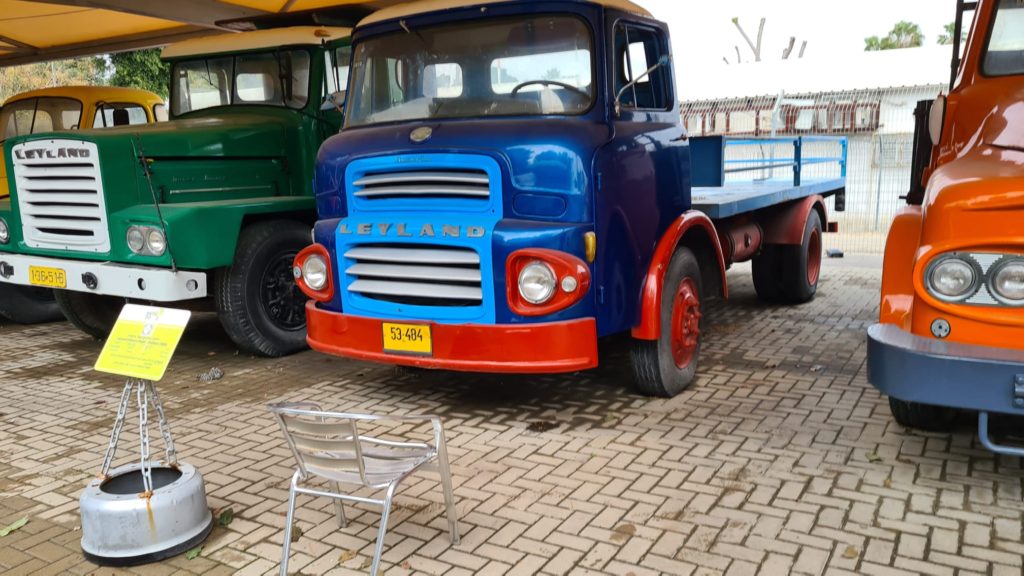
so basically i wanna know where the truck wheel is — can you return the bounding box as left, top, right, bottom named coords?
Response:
left=215, top=220, right=310, bottom=357
left=751, top=245, right=783, bottom=302
left=889, top=397, right=957, bottom=432
left=0, top=284, right=63, bottom=324
left=781, top=209, right=823, bottom=303
left=53, top=290, right=122, bottom=339
left=630, top=247, right=703, bottom=397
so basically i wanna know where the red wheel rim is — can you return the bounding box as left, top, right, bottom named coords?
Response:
left=670, top=278, right=702, bottom=369
left=806, top=227, right=821, bottom=286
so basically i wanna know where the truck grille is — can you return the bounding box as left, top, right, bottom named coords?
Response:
left=11, top=140, right=110, bottom=253
left=345, top=245, right=483, bottom=306
left=352, top=169, right=490, bottom=200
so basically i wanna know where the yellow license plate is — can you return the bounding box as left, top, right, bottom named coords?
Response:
left=382, top=322, right=432, bottom=355
left=28, top=266, right=66, bottom=288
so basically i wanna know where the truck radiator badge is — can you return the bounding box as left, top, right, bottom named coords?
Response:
left=409, top=126, right=433, bottom=143
left=339, top=222, right=484, bottom=238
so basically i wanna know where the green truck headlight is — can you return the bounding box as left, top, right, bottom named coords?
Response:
left=0, top=218, right=9, bottom=244
left=991, top=260, right=1024, bottom=304
left=146, top=229, right=167, bottom=256
left=127, top=227, right=146, bottom=253
left=127, top=225, right=166, bottom=256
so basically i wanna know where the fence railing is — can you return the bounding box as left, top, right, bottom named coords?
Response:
left=682, top=85, right=946, bottom=253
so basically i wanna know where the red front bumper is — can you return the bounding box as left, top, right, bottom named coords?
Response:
left=305, top=302, right=599, bottom=373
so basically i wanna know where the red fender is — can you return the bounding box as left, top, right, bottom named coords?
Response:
left=632, top=211, right=727, bottom=341
left=762, top=195, right=827, bottom=245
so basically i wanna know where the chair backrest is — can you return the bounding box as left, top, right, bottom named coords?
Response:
left=112, top=108, right=130, bottom=126
left=269, top=402, right=369, bottom=486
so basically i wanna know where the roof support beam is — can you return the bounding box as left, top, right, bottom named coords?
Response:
left=0, top=25, right=215, bottom=66
left=26, top=0, right=269, bottom=30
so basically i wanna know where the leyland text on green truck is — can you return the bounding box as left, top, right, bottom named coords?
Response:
left=0, top=26, right=352, bottom=356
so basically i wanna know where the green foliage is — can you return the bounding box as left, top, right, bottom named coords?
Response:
left=937, top=22, right=967, bottom=45
left=102, top=49, right=170, bottom=99
left=0, top=58, right=105, bottom=102
left=864, top=20, right=925, bottom=51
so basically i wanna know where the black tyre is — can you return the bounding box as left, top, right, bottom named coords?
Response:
left=53, top=290, right=122, bottom=339
left=751, top=244, right=783, bottom=302
left=0, top=284, right=63, bottom=324
left=781, top=209, right=823, bottom=303
left=630, top=247, right=703, bottom=397
left=889, top=397, right=957, bottom=432
left=215, top=220, right=310, bottom=357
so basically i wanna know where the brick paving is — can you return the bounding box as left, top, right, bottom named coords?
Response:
left=1, top=256, right=1022, bottom=576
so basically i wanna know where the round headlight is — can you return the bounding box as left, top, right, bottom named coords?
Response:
left=146, top=228, right=167, bottom=256
left=518, top=261, right=556, bottom=304
left=0, top=218, right=9, bottom=244
left=126, top=227, right=145, bottom=253
left=928, top=257, right=977, bottom=300
left=302, top=254, right=328, bottom=291
left=992, top=260, right=1024, bottom=304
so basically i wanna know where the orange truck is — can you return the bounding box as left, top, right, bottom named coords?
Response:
left=867, top=0, right=1024, bottom=455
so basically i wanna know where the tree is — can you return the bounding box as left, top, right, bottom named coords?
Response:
left=0, top=58, right=105, bottom=102
left=937, top=22, right=967, bottom=45
left=99, top=49, right=169, bottom=99
left=865, top=21, right=924, bottom=51
left=543, top=67, right=561, bottom=81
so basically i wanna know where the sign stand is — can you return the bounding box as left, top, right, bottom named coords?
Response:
left=79, top=305, right=212, bottom=566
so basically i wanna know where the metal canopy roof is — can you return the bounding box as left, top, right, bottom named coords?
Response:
left=0, top=0, right=395, bottom=67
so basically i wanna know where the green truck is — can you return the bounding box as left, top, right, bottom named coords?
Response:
left=0, top=26, right=352, bottom=355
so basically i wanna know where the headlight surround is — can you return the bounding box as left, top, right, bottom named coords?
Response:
left=990, top=259, right=1024, bottom=305
left=126, top=225, right=167, bottom=256
left=518, top=261, right=556, bottom=304
left=0, top=218, right=9, bottom=244
left=302, top=254, right=328, bottom=291
left=926, top=255, right=979, bottom=302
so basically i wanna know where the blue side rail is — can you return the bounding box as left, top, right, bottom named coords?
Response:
left=691, top=135, right=848, bottom=188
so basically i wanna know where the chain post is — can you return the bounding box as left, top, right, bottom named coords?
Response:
left=100, top=380, right=134, bottom=477
left=147, top=381, right=177, bottom=466
left=137, top=380, right=153, bottom=495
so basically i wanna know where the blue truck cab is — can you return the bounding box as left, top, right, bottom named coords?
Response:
left=296, top=0, right=847, bottom=396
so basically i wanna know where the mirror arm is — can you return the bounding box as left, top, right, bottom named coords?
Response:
left=614, top=55, right=670, bottom=117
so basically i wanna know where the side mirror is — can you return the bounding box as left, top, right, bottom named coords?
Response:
left=321, top=90, right=347, bottom=113
left=614, top=54, right=670, bottom=117
left=928, top=94, right=946, bottom=147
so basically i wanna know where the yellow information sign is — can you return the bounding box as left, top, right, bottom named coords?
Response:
left=94, top=304, right=191, bottom=381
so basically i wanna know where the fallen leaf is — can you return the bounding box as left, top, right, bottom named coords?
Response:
left=883, top=478, right=892, bottom=488
left=400, top=560, right=412, bottom=569
left=185, top=545, right=203, bottom=560
left=865, top=451, right=883, bottom=463
left=359, top=557, right=372, bottom=570
left=291, top=524, right=303, bottom=543
left=207, top=352, right=216, bottom=356
left=339, top=549, right=357, bottom=563
left=810, top=365, right=824, bottom=372
left=217, top=507, right=234, bottom=527
left=526, top=420, right=558, bottom=433
left=0, top=517, right=27, bottom=536
left=842, top=545, right=858, bottom=559
left=611, top=523, right=636, bottom=543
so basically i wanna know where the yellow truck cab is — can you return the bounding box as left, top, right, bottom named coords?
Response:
left=0, top=85, right=164, bottom=323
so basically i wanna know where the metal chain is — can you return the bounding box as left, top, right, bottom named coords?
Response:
left=99, top=380, right=134, bottom=477
left=147, top=381, right=177, bottom=466
left=137, top=380, right=153, bottom=495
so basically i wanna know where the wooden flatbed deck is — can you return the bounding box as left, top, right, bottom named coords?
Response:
left=692, top=177, right=846, bottom=220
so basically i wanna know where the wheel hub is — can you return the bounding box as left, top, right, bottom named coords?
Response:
left=670, top=278, right=702, bottom=369
left=260, top=252, right=306, bottom=331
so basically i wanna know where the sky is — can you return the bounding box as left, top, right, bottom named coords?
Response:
left=638, top=0, right=959, bottom=65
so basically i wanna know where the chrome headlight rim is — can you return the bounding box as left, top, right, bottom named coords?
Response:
left=988, top=256, right=1024, bottom=307
left=0, top=217, right=9, bottom=245
left=126, top=225, right=167, bottom=256
left=145, top=228, right=167, bottom=256
left=518, top=260, right=556, bottom=305
left=924, top=253, right=981, bottom=303
left=302, top=254, right=328, bottom=291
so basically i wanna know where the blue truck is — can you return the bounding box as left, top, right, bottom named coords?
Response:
left=293, top=0, right=847, bottom=396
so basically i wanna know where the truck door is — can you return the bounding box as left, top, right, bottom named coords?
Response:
left=594, top=17, right=690, bottom=336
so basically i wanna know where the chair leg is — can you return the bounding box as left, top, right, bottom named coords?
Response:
left=369, top=482, right=398, bottom=576
left=280, top=472, right=300, bottom=576
left=331, top=481, right=347, bottom=528
left=437, top=449, right=460, bottom=545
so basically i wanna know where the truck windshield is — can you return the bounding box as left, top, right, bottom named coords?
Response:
left=346, top=15, right=594, bottom=128
left=985, top=0, right=1024, bottom=76
left=0, top=97, right=83, bottom=141
left=171, top=49, right=311, bottom=115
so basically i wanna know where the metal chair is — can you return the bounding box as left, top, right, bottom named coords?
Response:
left=268, top=402, right=459, bottom=576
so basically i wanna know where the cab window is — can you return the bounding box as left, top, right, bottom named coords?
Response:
left=613, top=24, right=672, bottom=111
left=0, top=97, right=83, bottom=140
left=984, top=0, right=1024, bottom=76
left=93, top=103, right=149, bottom=127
